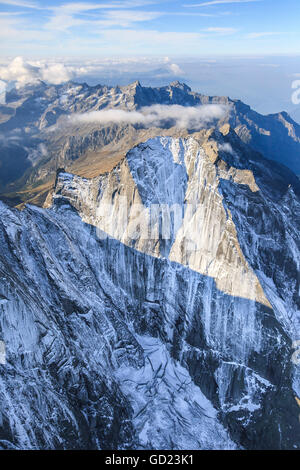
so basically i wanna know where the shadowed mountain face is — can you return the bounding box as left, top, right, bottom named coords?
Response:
left=0, top=80, right=299, bottom=207
left=0, top=132, right=299, bottom=450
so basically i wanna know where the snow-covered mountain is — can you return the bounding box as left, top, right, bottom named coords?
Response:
left=0, top=125, right=299, bottom=449
left=0, top=80, right=300, bottom=207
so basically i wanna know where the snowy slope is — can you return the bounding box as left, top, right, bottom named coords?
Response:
left=0, top=129, right=299, bottom=449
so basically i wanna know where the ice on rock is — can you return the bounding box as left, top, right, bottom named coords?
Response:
left=0, top=134, right=299, bottom=449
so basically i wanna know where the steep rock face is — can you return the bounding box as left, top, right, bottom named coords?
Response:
left=0, top=201, right=239, bottom=450
left=54, top=132, right=299, bottom=312
left=0, top=203, right=146, bottom=450
left=0, top=132, right=296, bottom=449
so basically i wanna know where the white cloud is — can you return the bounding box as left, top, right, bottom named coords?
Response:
left=0, top=56, right=187, bottom=86
left=99, top=29, right=205, bottom=49
left=0, top=0, right=155, bottom=10
left=94, top=10, right=162, bottom=28
left=0, top=17, right=19, bottom=40
left=45, top=13, right=85, bottom=32
left=203, top=27, right=238, bottom=34
left=41, top=63, right=73, bottom=84
left=0, top=0, right=39, bottom=8
left=44, top=1, right=163, bottom=32
left=219, top=142, right=234, bottom=154
left=68, top=103, right=228, bottom=129
left=246, top=32, right=283, bottom=39
left=0, top=56, right=73, bottom=85
left=0, top=130, right=23, bottom=146
left=184, top=0, right=260, bottom=6
left=166, top=63, right=185, bottom=75
left=51, top=1, right=156, bottom=12
left=0, top=13, right=55, bottom=42
left=0, top=56, right=40, bottom=84
left=0, top=80, right=6, bottom=104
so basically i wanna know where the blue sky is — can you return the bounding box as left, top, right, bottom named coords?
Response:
left=0, top=0, right=300, bottom=57
left=1, top=0, right=300, bottom=121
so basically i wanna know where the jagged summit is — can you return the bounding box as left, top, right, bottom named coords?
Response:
left=131, top=79, right=142, bottom=88
left=169, top=80, right=192, bottom=91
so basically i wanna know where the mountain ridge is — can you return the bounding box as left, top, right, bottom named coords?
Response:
left=0, top=80, right=300, bottom=208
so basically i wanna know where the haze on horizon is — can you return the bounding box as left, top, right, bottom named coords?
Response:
left=0, top=0, right=300, bottom=121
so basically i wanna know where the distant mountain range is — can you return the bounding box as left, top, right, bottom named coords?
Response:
left=0, top=80, right=299, bottom=207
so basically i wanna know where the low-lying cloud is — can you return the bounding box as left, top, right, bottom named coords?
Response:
left=0, top=56, right=185, bottom=87
left=0, top=57, right=72, bottom=86
left=219, top=142, right=234, bottom=154
left=68, top=104, right=229, bottom=129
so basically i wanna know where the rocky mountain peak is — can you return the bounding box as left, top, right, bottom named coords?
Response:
left=132, top=80, right=142, bottom=88
left=169, top=81, right=192, bottom=92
